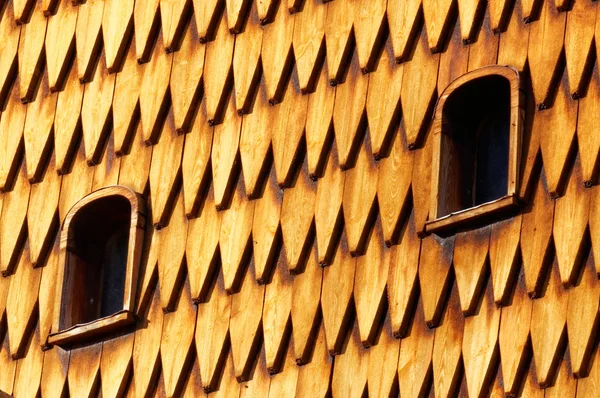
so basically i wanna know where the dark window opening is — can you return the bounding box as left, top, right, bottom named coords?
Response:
left=438, top=75, right=511, bottom=217
left=62, top=195, right=131, bottom=329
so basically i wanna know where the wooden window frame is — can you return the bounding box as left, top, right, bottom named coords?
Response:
left=48, top=185, right=146, bottom=346
left=425, top=66, right=524, bottom=235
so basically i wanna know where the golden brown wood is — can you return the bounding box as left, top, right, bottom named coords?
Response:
left=520, top=173, right=554, bottom=297
left=564, top=0, right=596, bottom=99
left=14, top=324, right=44, bottom=398
left=195, top=272, right=230, bottom=392
left=539, top=71, right=577, bottom=197
left=457, top=0, right=484, bottom=44
left=132, top=284, right=163, bottom=398
left=324, top=0, right=354, bottom=85
left=497, top=0, right=530, bottom=71
left=292, top=0, right=325, bottom=93
left=321, top=232, right=356, bottom=355
left=211, top=93, right=241, bottom=209
left=39, top=237, right=60, bottom=345
left=0, top=2, right=20, bottom=108
left=100, top=332, right=134, bottom=398
left=17, top=0, right=47, bottom=103
left=377, top=124, right=413, bottom=245
left=305, top=61, right=335, bottom=178
left=280, top=157, right=316, bottom=273
left=148, top=110, right=184, bottom=229
left=181, top=99, right=212, bottom=217
left=92, top=133, right=121, bottom=190
left=401, top=27, right=439, bottom=148
left=331, top=320, right=368, bottom=398
left=498, top=270, right=532, bottom=396
left=453, top=226, right=491, bottom=315
left=353, top=218, right=388, bottom=346
left=0, top=161, right=30, bottom=276
left=263, top=252, right=293, bottom=373
left=67, top=342, right=102, bottom=398
left=488, top=214, right=521, bottom=305
left=578, top=66, right=600, bottom=185
left=186, top=185, right=222, bottom=301
left=566, top=252, right=600, bottom=378
left=118, top=123, right=153, bottom=194
left=397, top=295, right=435, bottom=398
left=251, top=167, right=282, bottom=283
left=203, top=11, right=234, bottom=125
left=229, top=258, right=265, bottom=381
left=314, top=141, right=344, bottom=265
left=237, top=348, right=269, bottom=397
left=133, top=0, right=160, bottom=62
left=544, top=350, right=577, bottom=398
left=367, top=312, right=400, bottom=397
left=578, top=343, right=600, bottom=396
left=290, top=243, right=322, bottom=364
left=332, top=51, right=367, bottom=170
left=23, top=70, right=57, bottom=183
left=170, top=17, right=205, bottom=133
left=295, top=324, right=331, bottom=397
left=139, top=35, right=173, bottom=145
left=81, top=53, right=116, bottom=166
left=75, top=0, right=104, bottom=83
left=160, top=280, right=196, bottom=397
left=112, top=40, right=142, bottom=156
left=432, top=283, right=464, bottom=398
left=353, top=0, right=386, bottom=73
left=219, top=174, right=255, bottom=293
left=422, top=0, right=455, bottom=52
left=6, top=244, right=41, bottom=358
left=530, top=258, right=568, bottom=387
left=386, top=0, right=420, bottom=62
left=342, top=132, right=378, bottom=255
left=437, top=20, right=469, bottom=92
left=527, top=0, right=566, bottom=109
left=160, top=0, right=192, bottom=52
left=192, top=0, right=221, bottom=41
left=387, top=211, right=420, bottom=337
left=45, top=0, right=77, bottom=92
left=553, top=156, right=590, bottom=287
left=271, top=69, right=308, bottom=187
left=467, top=11, right=499, bottom=70
left=232, top=1, right=262, bottom=113
left=366, top=37, right=404, bottom=159
left=462, top=281, right=500, bottom=398
left=156, top=191, right=187, bottom=311
left=418, top=234, right=455, bottom=327
left=102, top=0, right=133, bottom=73
left=40, top=347, right=69, bottom=398
left=239, top=81, right=272, bottom=198
left=0, top=328, right=16, bottom=395
left=0, top=79, right=26, bottom=192
left=54, top=62, right=84, bottom=174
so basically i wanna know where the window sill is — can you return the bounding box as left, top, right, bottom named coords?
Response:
left=47, top=310, right=135, bottom=347
left=425, top=194, right=519, bottom=235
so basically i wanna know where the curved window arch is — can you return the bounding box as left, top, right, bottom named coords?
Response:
left=426, top=66, right=524, bottom=234
left=48, top=185, right=146, bottom=346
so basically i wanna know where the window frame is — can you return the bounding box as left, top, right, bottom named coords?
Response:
left=48, top=185, right=146, bottom=346
left=425, top=66, right=524, bottom=234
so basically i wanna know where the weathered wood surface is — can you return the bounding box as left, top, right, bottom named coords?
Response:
left=0, top=0, right=598, bottom=396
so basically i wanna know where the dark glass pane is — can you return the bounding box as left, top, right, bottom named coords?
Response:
left=438, top=74, right=511, bottom=216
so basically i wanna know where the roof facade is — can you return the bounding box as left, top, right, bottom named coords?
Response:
left=0, top=0, right=598, bottom=396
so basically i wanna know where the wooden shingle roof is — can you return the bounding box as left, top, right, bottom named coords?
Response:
left=0, top=0, right=599, bottom=396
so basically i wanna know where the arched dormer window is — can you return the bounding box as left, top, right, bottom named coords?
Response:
left=48, top=186, right=146, bottom=346
left=425, top=66, right=524, bottom=234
